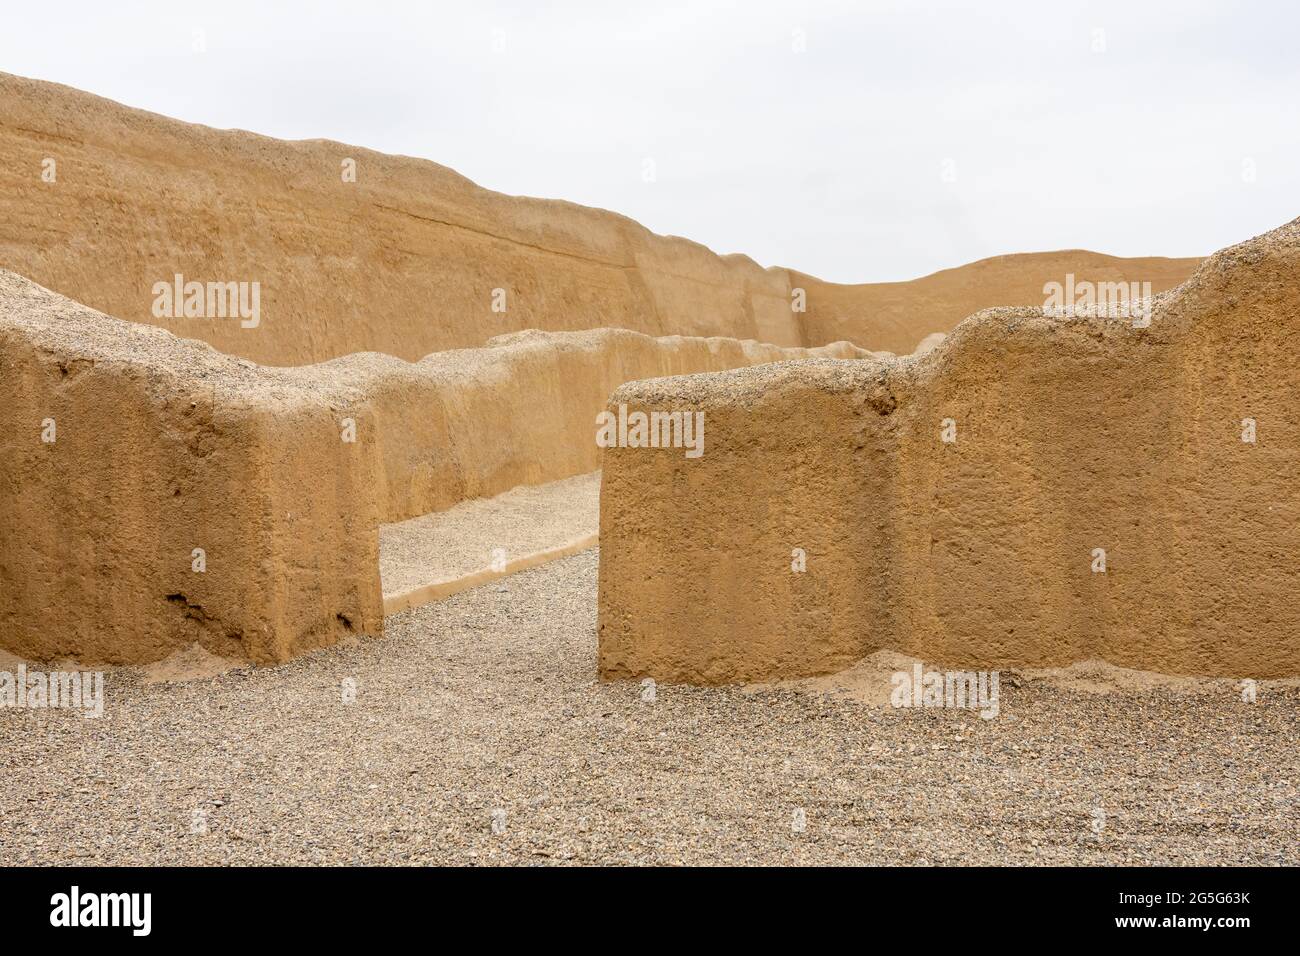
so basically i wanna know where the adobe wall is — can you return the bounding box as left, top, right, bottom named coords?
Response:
left=792, top=249, right=1201, bottom=356
left=0, top=271, right=385, bottom=665
left=0, top=269, right=870, bottom=664
left=0, top=71, right=803, bottom=365
left=351, top=329, right=872, bottom=524
left=0, top=71, right=1198, bottom=365
left=597, top=218, right=1300, bottom=681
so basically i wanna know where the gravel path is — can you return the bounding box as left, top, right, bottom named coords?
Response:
left=379, top=472, right=599, bottom=609
left=1, top=549, right=1294, bottom=866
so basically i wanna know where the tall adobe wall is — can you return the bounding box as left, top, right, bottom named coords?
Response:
left=0, top=72, right=1197, bottom=365
left=0, top=72, right=801, bottom=365
left=597, top=218, right=1300, bottom=682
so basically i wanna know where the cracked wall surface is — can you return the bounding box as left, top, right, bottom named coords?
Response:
left=597, top=218, right=1300, bottom=682
left=0, top=71, right=1197, bottom=365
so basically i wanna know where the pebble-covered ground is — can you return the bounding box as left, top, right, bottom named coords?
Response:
left=379, top=471, right=599, bottom=602
left=1, top=550, right=1295, bottom=866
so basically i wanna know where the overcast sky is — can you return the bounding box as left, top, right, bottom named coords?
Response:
left=4, top=0, right=1296, bottom=282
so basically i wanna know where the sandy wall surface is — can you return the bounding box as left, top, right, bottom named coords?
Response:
left=0, top=272, right=385, bottom=666
left=0, top=268, right=871, bottom=664
left=352, top=329, right=873, bottom=524
left=0, top=71, right=1198, bottom=365
left=598, top=217, right=1300, bottom=682
left=0, top=71, right=801, bottom=364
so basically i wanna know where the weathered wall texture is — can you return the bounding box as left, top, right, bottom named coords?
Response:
left=353, top=329, right=872, bottom=524
left=0, top=270, right=869, bottom=664
left=598, top=218, right=1300, bottom=681
left=0, top=272, right=385, bottom=665
left=0, top=71, right=1198, bottom=365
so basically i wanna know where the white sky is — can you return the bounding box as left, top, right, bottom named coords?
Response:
left=4, top=0, right=1296, bottom=282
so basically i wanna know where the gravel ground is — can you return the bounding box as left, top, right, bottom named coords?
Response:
left=379, top=472, right=599, bottom=602
left=1, top=549, right=1295, bottom=866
